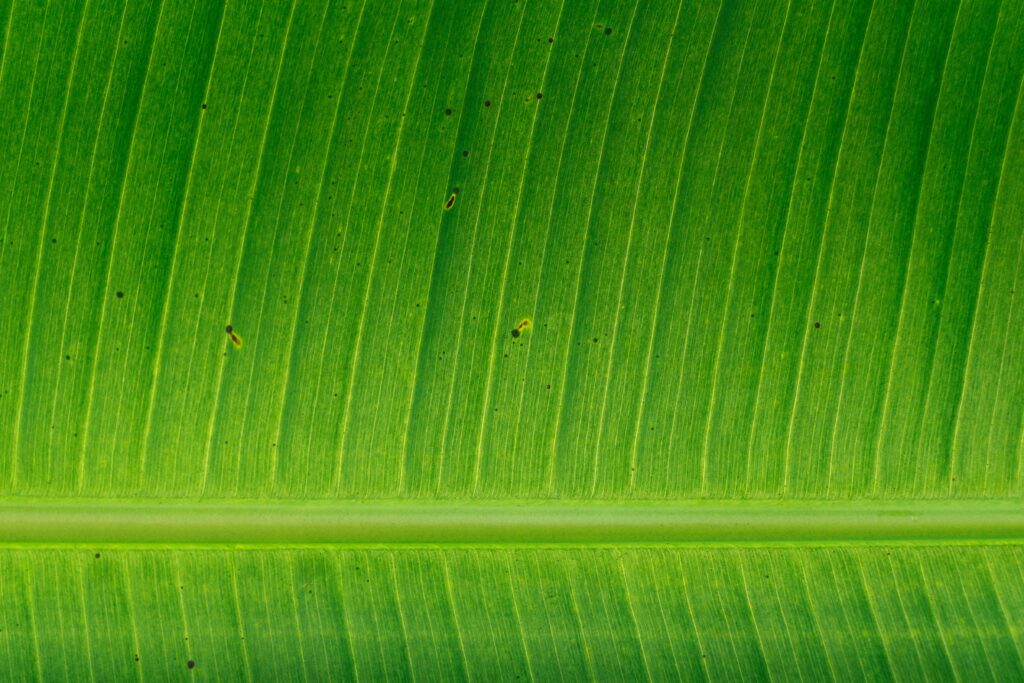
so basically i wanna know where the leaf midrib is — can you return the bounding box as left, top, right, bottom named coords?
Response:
left=1, top=499, right=1022, bottom=545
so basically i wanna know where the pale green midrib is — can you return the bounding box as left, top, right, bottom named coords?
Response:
left=0, top=499, right=1023, bottom=544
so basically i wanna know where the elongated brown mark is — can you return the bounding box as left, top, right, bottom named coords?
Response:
left=444, top=192, right=457, bottom=210
left=511, top=319, right=531, bottom=338
left=225, top=325, right=243, bottom=348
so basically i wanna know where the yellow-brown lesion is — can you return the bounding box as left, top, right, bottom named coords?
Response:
left=511, top=319, right=531, bottom=338
left=225, top=325, right=243, bottom=348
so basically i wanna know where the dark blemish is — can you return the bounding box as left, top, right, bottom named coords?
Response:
left=546, top=384, right=551, bottom=390
left=462, top=150, right=469, bottom=157
left=95, top=553, right=100, bottom=559
left=226, top=325, right=242, bottom=347
left=548, top=37, right=554, bottom=43
left=604, top=27, right=613, bottom=35
left=453, top=187, right=460, bottom=194
left=225, top=325, right=232, bottom=334
left=511, top=329, right=520, bottom=338
left=201, top=103, right=207, bottom=110
left=484, top=100, right=491, bottom=107
left=65, top=355, right=71, bottom=360
left=51, top=238, right=57, bottom=244
left=116, top=291, right=124, bottom=298
left=444, top=193, right=457, bottom=210
left=592, top=338, right=598, bottom=343
left=536, top=92, right=542, bottom=100
left=814, top=321, right=821, bottom=329
left=444, top=107, right=452, bottom=116
left=134, top=655, right=140, bottom=662
left=187, top=660, right=195, bottom=669
left=512, top=319, right=531, bottom=338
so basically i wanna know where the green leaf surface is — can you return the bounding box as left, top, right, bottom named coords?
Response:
left=1, top=0, right=1023, bottom=678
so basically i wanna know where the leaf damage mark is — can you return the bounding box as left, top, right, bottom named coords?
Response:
left=511, top=319, right=531, bottom=338
left=444, top=187, right=460, bottom=211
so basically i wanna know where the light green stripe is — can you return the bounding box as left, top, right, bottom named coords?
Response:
left=0, top=499, right=1022, bottom=544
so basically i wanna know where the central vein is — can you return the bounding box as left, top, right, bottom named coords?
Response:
left=1, top=499, right=1023, bottom=545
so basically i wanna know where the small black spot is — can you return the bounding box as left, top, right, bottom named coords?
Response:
left=444, top=107, right=452, bottom=116
left=814, top=321, right=821, bottom=329
left=116, top=291, right=124, bottom=299
left=51, top=238, right=57, bottom=244
left=484, top=100, right=491, bottom=107
left=536, top=92, right=542, bottom=100
left=225, top=325, right=233, bottom=334
left=453, top=187, right=460, bottom=195
left=546, top=384, right=551, bottom=390
left=548, top=37, right=554, bottom=43
left=462, top=150, right=469, bottom=157
left=604, top=27, right=613, bottom=35
left=201, top=103, right=207, bottom=110
left=187, top=660, right=195, bottom=669
left=511, top=329, right=520, bottom=338
left=65, top=355, right=71, bottom=361
left=95, top=553, right=100, bottom=559
left=134, top=655, right=139, bottom=662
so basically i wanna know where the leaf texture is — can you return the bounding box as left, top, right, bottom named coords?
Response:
left=0, top=0, right=1023, bottom=677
